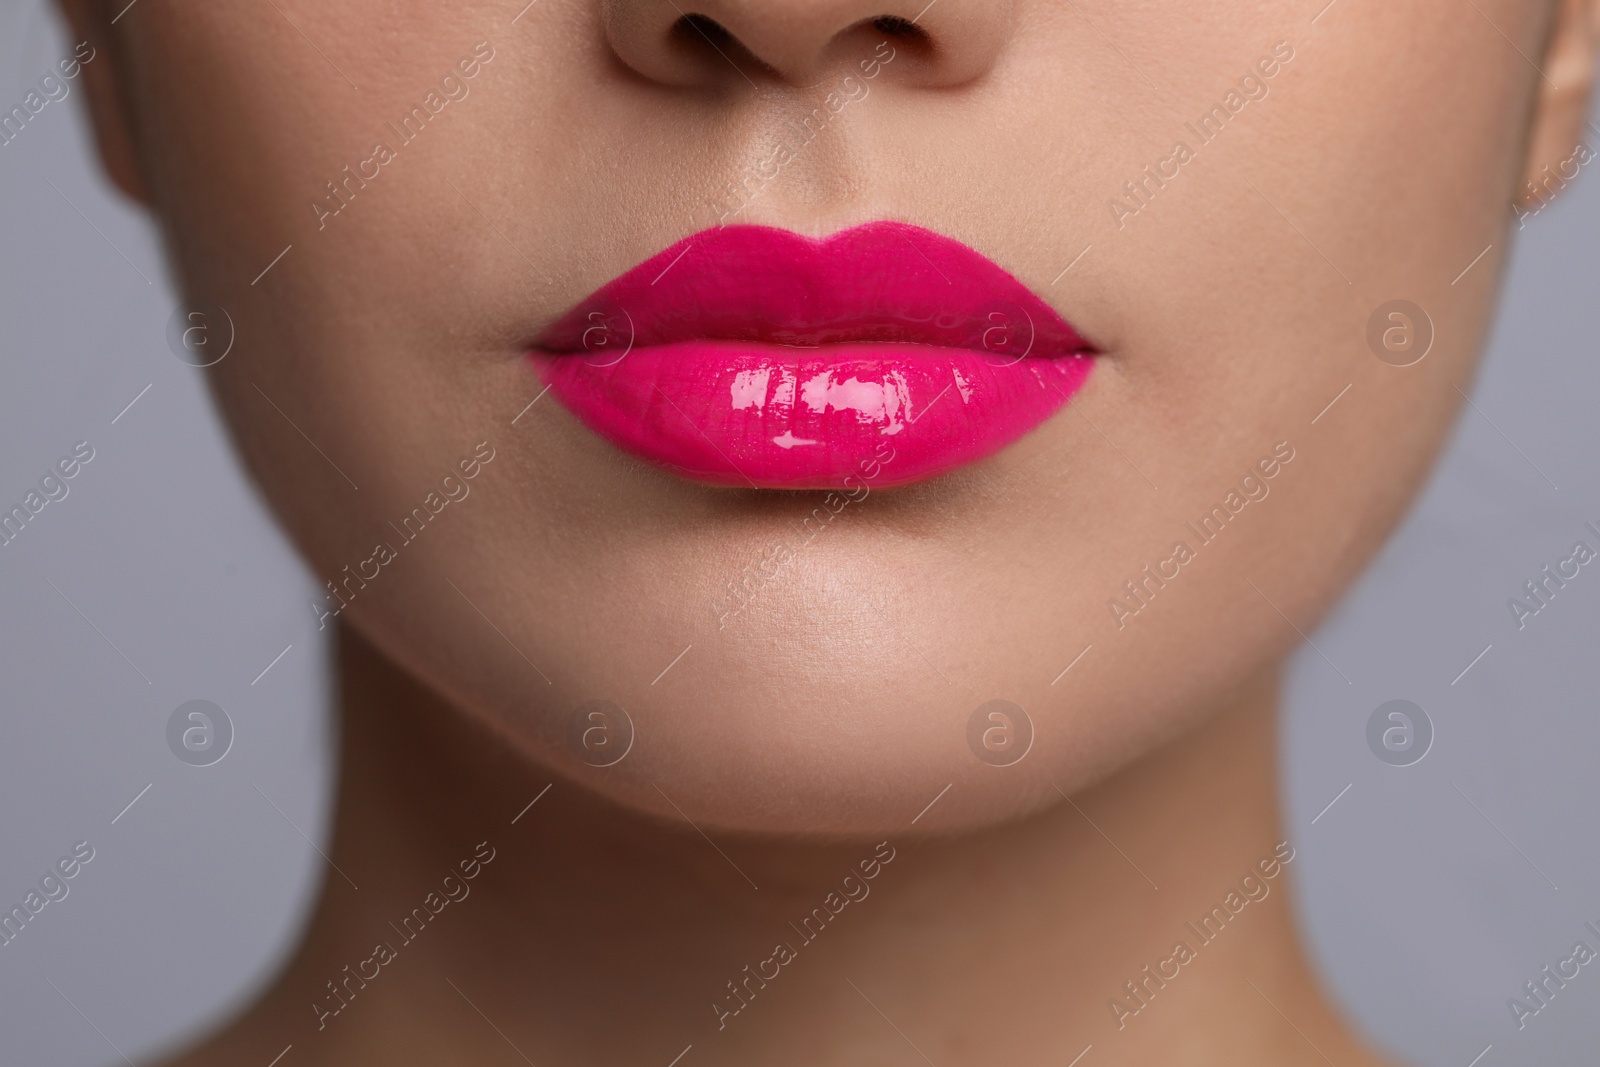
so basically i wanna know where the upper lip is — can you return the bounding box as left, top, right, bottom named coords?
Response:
left=534, top=221, right=1096, bottom=357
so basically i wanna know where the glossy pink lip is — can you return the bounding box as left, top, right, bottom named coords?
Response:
left=531, top=221, right=1094, bottom=489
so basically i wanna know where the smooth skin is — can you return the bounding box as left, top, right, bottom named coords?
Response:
left=55, top=0, right=1600, bottom=1063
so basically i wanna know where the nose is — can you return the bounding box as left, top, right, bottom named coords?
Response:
left=600, top=0, right=1013, bottom=88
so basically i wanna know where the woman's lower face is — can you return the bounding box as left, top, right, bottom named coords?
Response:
left=81, top=0, right=1577, bottom=834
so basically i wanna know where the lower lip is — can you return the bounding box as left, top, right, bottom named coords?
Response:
left=533, top=343, right=1093, bottom=490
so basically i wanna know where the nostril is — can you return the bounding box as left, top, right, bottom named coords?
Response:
left=604, top=0, right=1006, bottom=90
left=869, top=15, right=929, bottom=43
left=672, top=13, right=735, bottom=49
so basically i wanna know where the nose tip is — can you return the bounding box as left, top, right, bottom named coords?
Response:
left=601, top=0, right=1013, bottom=88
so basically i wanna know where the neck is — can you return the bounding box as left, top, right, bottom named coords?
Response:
left=174, top=627, right=1387, bottom=1067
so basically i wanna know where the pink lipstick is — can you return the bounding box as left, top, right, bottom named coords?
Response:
left=532, top=222, right=1094, bottom=489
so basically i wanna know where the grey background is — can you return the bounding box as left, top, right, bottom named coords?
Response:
left=3, top=4, right=1598, bottom=1065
